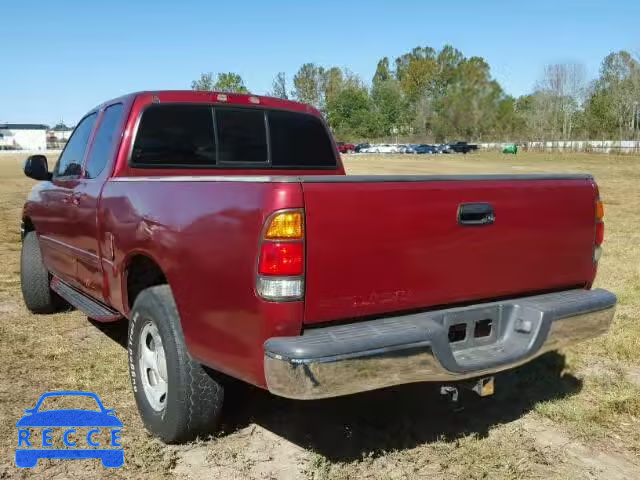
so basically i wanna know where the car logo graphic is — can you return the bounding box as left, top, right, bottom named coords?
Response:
left=15, top=391, right=123, bottom=468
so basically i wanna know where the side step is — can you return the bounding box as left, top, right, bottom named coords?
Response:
left=51, top=277, right=122, bottom=322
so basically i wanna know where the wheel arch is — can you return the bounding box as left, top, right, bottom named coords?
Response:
left=123, top=252, right=169, bottom=313
left=21, top=216, right=35, bottom=239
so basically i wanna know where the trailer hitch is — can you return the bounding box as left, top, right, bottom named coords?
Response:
left=440, top=376, right=495, bottom=412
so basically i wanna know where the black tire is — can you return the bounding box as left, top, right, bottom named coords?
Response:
left=128, top=285, right=224, bottom=443
left=20, top=231, right=65, bottom=314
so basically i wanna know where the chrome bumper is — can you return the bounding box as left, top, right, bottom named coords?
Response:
left=264, top=289, right=616, bottom=400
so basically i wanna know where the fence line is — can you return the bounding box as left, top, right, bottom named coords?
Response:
left=479, top=140, right=640, bottom=154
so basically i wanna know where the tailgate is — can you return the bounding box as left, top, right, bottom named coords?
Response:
left=301, top=175, right=597, bottom=325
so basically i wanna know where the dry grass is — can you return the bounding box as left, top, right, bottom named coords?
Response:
left=0, top=151, right=639, bottom=479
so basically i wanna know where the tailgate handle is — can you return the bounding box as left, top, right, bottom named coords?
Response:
left=458, top=203, right=495, bottom=226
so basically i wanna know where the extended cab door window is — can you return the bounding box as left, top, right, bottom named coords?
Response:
left=53, top=113, right=97, bottom=178
left=131, top=105, right=216, bottom=166
left=268, top=110, right=336, bottom=167
left=84, top=104, right=124, bottom=179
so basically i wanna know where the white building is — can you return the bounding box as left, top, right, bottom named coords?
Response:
left=47, top=123, right=74, bottom=149
left=0, top=124, right=48, bottom=151
left=49, top=123, right=74, bottom=141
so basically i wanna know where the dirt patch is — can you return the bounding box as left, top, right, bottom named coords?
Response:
left=522, top=418, right=640, bottom=480
left=579, top=360, right=640, bottom=388
left=625, top=367, right=640, bottom=387
left=173, top=426, right=308, bottom=480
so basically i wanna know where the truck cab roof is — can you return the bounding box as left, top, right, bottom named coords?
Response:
left=92, top=90, right=323, bottom=118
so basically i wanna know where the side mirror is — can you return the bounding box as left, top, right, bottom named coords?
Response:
left=24, top=155, right=51, bottom=181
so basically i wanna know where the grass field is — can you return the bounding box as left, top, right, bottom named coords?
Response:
left=0, top=151, right=639, bottom=479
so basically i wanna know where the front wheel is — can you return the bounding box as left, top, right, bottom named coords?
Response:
left=20, top=231, right=66, bottom=314
left=128, top=285, right=224, bottom=443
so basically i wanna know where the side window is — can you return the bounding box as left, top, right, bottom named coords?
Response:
left=53, top=113, right=97, bottom=178
left=268, top=110, right=336, bottom=167
left=215, top=108, right=267, bottom=164
left=131, top=105, right=215, bottom=166
left=84, top=104, right=124, bottom=179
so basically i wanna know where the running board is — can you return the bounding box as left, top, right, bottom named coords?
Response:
left=51, top=277, right=122, bottom=322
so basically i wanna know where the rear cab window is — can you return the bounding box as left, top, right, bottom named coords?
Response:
left=130, top=104, right=337, bottom=169
left=215, top=108, right=268, bottom=165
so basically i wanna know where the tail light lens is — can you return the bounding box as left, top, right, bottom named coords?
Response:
left=265, top=212, right=304, bottom=239
left=595, top=222, right=604, bottom=246
left=594, top=199, right=604, bottom=262
left=256, top=210, right=304, bottom=301
left=258, top=242, right=303, bottom=276
left=595, top=200, right=604, bottom=223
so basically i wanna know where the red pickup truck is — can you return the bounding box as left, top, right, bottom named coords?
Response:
left=20, top=90, right=615, bottom=443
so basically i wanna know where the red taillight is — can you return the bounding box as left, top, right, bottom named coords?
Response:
left=593, top=197, right=604, bottom=264
left=256, top=209, right=305, bottom=300
left=258, top=242, right=304, bottom=276
left=595, top=198, right=604, bottom=247
left=595, top=221, right=604, bottom=246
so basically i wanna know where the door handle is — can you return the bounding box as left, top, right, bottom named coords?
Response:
left=458, top=203, right=495, bottom=226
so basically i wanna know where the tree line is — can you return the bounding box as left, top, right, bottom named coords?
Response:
left=191, top=46, right=640, bottom=143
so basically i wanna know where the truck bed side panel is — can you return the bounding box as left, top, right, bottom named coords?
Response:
left=99, top=178, right=304, bottom=386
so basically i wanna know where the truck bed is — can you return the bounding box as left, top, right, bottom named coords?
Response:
left=97, top=172, right=599, bottom=386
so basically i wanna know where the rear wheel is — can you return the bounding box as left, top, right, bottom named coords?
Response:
left=128, top=285, right=224, bottom=443
left=20, top=231, right=65, bottom=314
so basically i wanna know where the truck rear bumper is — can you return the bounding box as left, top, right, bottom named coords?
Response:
left=264, top=289, right=616, bottom=399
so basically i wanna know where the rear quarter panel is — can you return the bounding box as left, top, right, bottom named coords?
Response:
left=99, top=178, right=304, bottom=386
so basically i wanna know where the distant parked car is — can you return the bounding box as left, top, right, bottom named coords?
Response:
left=435, top=144, right=453, bottom=154
left=399, top=144, right=421, bottom=154
left=415, top=144, right=437, bottom=154
left=354, top=143, right=370, bottom=153
left=360, top=144, right=376, bottom=153
left=448, top=141, right=478, bottom=154
left=369, top=144, right=402, bottom=153
left=337, top=142, right=355, bottom=154
left=367, top=144, right=384, bottom=153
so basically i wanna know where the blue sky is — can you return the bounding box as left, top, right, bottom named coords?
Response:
left=1, top=0, right=638, bottom=125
